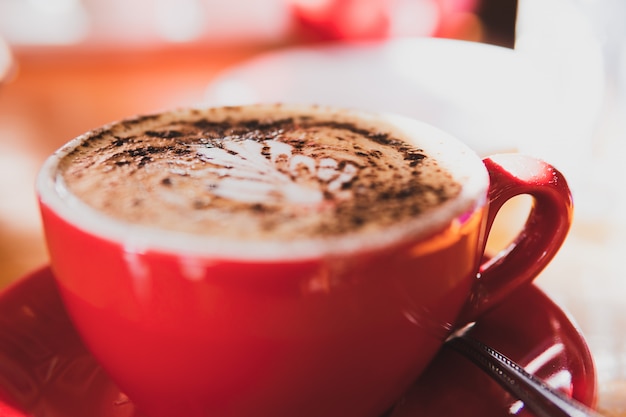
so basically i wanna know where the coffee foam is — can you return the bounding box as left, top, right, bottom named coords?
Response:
left=38, top=104, right=488, bottom=260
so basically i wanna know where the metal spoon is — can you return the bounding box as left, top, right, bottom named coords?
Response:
left=445, top=327, right=604, bottom=417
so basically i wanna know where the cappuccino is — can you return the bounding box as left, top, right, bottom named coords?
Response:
left=55, top=105, right=467, bottom=243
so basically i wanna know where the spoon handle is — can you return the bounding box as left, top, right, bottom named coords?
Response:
left=445, top=332, right=603, bottom=417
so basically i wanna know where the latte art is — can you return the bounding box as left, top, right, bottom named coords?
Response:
left=192, top=139, right=358, bottom=205
left=56, top=105, right=463, bottom=241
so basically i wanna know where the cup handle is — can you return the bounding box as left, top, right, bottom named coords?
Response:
left=459, top=153, right=574, bottom=323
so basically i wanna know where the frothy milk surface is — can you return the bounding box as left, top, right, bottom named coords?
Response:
left=55, top=105, right=465, bottom=242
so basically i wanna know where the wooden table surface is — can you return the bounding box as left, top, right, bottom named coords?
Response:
left=1, top=41, right=625, bottom=416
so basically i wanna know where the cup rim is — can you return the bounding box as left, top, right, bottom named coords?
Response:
left=36, top=104, right=489, bottom=261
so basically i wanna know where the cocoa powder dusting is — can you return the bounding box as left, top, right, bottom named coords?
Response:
left=57, top=107, right=462, bottom=240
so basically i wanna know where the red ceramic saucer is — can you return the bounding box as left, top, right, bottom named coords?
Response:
left=0, top=267, right=596, bottom=417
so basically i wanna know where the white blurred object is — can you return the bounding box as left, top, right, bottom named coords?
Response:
left=0, top=0, right=90, bottom=45
left=0, top=0, right=291, bottom=46
left=517, top=0, right=626, bottom=225
left=516, top=0, right=605, bottom=161
left=564, top=0, right=626, bottom=159
left=204, top=38, right=558, bottom=158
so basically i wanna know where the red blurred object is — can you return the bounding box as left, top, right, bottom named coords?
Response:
left=290, top=0, right=392, bottom=40
left=289, top=0, right=481, bottom=41
left=434, top=0, right=482, bottom=40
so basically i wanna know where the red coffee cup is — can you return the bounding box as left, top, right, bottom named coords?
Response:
left=36, top=105, right=572, bottom=417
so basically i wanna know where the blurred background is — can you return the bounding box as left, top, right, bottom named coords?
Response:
left=0, top=0, right=516, bottom=47
left=1, top=0, right=626, bottom=414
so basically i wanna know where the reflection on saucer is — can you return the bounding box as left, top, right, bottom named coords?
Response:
left=0, top=267, right=596, bottom=417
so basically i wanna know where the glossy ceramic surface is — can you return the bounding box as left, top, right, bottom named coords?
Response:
left=0, top=267, right=596, bottom=417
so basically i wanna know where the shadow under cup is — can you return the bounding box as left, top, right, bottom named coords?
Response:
left=35, top=105, right=573, bottom=417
